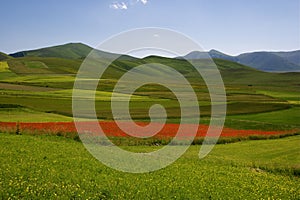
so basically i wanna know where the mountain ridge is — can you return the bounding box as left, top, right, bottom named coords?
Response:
left=5, top=42, right=300, bottom=72
left=181, top=49, right=300, bottom=72
left=9, top=43, right=93, bottom=59
left=9, top=42, right=136, bottom=61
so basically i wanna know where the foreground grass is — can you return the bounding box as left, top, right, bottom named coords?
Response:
left=0, top=134, right=299, bottom=199
left=207, top=136, right=300, bottom=175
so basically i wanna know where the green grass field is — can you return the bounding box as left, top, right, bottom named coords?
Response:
left=0, top=133, right=299, bottom=199
left=0, top=107, right=73, bottom=122
left=228, top=107, right=300, bottom=127
left=0, top=61, right=10, bottom=72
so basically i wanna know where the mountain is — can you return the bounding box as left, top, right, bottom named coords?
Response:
left=179, top=49, right=237, bottom=62
left=10, top=43, right=92, bottom=59
left=0, top=52, right=12, bottom=61
left=3, top=42, right=299, bottom=90
left=207, top=49, right=238, bottom=62
left=272, top=50, right=300, bottom=66
left=180, top=49, right=300, bottom=72
left=8, top=42, right=300, bottom=72
left=5, top=43, right=138, bottom=76
left=180, top=51, right=210, bottom=60
left=237, top=52, right=300, bottom=72
left=9, top=42, right=135, bottom=61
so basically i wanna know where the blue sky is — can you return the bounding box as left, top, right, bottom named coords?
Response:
left=1, top=0, right=299, bottom=55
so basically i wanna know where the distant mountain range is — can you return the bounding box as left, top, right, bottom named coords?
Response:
left=1, top=43, right=299, bottom=72
left=181, top=49, right=300, bottom=72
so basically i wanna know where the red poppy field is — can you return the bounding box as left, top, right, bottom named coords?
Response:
left=0, top=121, right=297, bottom=142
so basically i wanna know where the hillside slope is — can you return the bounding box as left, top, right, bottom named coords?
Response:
left=9, top=43, right=93, bottom=60
left=4, top=51, right=300, bottom=88
left=0, top=52, right=12, bottom=61
left=9, top=42, right=300, bottom=72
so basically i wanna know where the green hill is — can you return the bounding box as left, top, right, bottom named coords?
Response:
left=142, top=56, right=299, bottom=87
left=3, top=43, right=299, bottom=96
left=9, top=42, right=134, bottom=63
left=9, top=43, right=93, bottom=60
left=4, top=51, right=300, bottom=88
left=0, top=52, right=12, bottom=61
left=7, top=57, right=82, bottom=74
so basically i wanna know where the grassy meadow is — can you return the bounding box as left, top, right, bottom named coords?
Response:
left=0, top=134, right=299, bottom=199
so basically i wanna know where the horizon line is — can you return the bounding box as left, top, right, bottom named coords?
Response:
left=2, top=41, right=300, bottom=58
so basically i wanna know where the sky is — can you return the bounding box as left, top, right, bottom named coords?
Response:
left=1, top=0, right=299, bottom=56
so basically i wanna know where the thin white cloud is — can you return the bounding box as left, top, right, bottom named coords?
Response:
left=110, top=0, right=148, bottom=10
left=140, top=0, right=148, bottom=5
left=110, top=2, right=128, bottom=10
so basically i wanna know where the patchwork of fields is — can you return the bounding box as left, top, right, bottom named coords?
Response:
left=0, top=54, right=299, bottom=198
